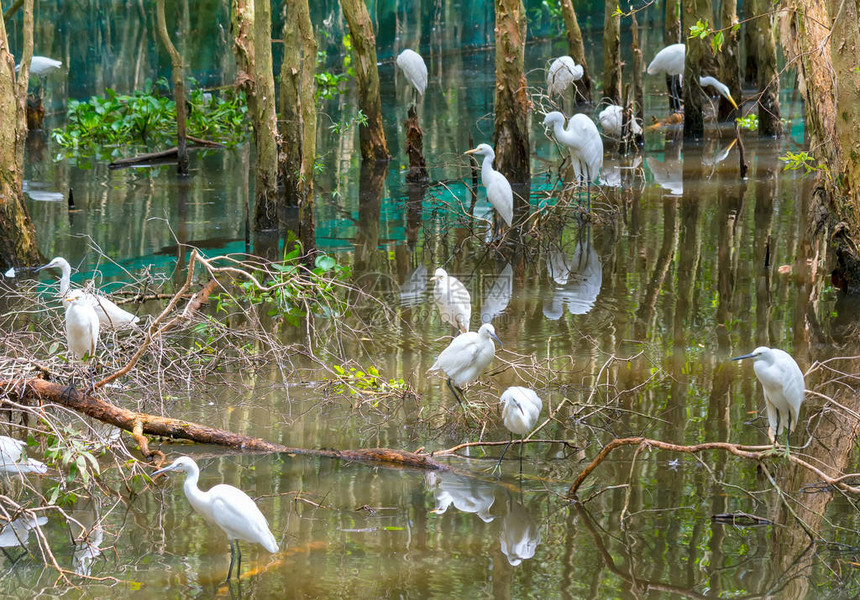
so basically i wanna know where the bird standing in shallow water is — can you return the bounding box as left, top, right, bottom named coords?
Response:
left=153, top=456, right=279, bottom=581
left=431, top=268, right=471, bottom=333
left=429, top=323, right=502, bottom=409
left=731, top=347, right=805, bottom=452
left=464, top=144, right=514, bottom=238
left=497, top=387, right=543, bottom=473
left=543, top=111, right=602, bottom=212
left=647, top=44, right=738, bottom=112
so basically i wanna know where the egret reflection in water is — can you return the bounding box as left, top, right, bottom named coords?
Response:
left=646, top=152, right=683, bottom=196
left=544, top=236, right=602, bottom=318
left=600, top=155, right=642, bottom=189
left=499, top=497, right=541, bottom=566
left=399, top=264, right=427, bottom=307
left=426, top=472, right=497, bottom=523
left=481, top=263, right=513, bottom=324
left=0, top=514, right=48, bottom=548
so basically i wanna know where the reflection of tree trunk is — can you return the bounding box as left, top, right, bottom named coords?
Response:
left=0, top=0, right=40, bottom=269
left=750, top=0, right=781, bottom=136
left=717, top=0, right=741, bottom=121
left=405, top=182, right=425, bottom=251
left=232, top=0, right=280, bottom=233
left=493, top=0, right=530, bottom=198
left=156, top=0, right=188, bottom=174
left=715, top=173, right=744, bottom=351
left=341, top=0, right=390, bottom=162
left=354, top=161, right=386, bottom=278
left=602, top=0, right=621, bottom=106
left=634, top=196, right=678, bottom=339
left=682, top=0, right=711, bottom=138
left=558, top=0, right=591, bottom=103
left=753, top=154, right=775, bottom=346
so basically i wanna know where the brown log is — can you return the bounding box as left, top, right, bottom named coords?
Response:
left=2, top=378, right=446, bottom=471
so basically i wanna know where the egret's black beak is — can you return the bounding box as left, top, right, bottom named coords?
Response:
left=731, top=353, right=755, bottom=361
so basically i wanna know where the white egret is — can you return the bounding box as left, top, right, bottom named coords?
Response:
left=464, top=144, right=514, bottom=236
left=37, top=256, right=139, bottom=327
left=496, top=387, right=542, bottom=472
left=431, top=268, right=471, bottom=333
left=15, top=56, right=62, bottom=76
left=546, top=56, right=583, bottom=98
left=65, top=289, right=100, bottom=393
left=0, top=436, right=47, bottom=475
left=598, top=105, right=643, bottom=138
left=543, top=111, right=603, bottom=212
left=396, top=49, right=428, bottom=99
left=428, top=323, right=502, bottom=408
left=153, top=456, right=279, bottom=581
left=647, top=44, right=738, bottom=110
left=731, top=347, right=805, bottom=451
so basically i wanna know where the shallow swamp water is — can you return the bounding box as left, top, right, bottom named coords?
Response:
left=2, top=1, right=860, bottom=598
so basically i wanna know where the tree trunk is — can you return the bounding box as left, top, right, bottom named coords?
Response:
left=492, top=0, right=530, bottom=206
left=751, top=0, right=782, bottom=136
left=279, top=0, right=302, bottom=207
left=232, top=0, right=281, bottom=233
left=558, top=0, right=591, bottom=103
left=0, top=0, right=40, bottom=270
left=717, top=0, right=741, bottom=120
left=341, top=0, right=390, bottom=162
left=742, top=0, right=758, bottom=86
left=602, top=0, right=621, bottom=106
left=631, top=12, right=644, bottom=147
left=156, top=0, right=188, bottom=175
left=296, top=0, right=317, bottom=259
left=682, top=0, right=710, bottom=138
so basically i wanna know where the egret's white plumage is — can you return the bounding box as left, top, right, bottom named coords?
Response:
left=732, top=347, right=805, bottom=448
left=598, top=105, right=643, bottom=137
left=496, top=387, right=542, bottom=472
left=16, top=56, right=62, bottom=75
left=65, top=289, right=99, bottom=362
left=543, top=111, right=603, bottom=184
left=547, top=56, right=583, bottom=98
left=38, top=257, right=139, bottom=327
left=647, top=44, right=738, bottom=109
left=153, top=456, right=279, bottom=580
left=0, top=436, right=47, bottom=475
left=698, top=76, right=738, bottom=108
left=465, top=144, right=514, bottom=228
left=396, top=49, right=428, bottom=97
left=499, top=500, right=541, bottom=566
left=429, top=323, right=501, bottom=407
left=431, top=268, right=471, bottom=333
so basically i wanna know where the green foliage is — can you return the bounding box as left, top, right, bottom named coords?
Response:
left=689, top=19, right=724, bottom=53
left=736, top=114, right=759, bottom=131
left=330, top=364, right=407, bottom=396
left=51, top=78, right=248, bottom=157
left=330, top=110, right=368, bottom=136
left=779, top=151, right=824, bottom=177
left=43, top=428, right=102, bottom=506
left=314, top=34, right=355, bottom=101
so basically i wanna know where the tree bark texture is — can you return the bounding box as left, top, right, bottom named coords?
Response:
left=682, top=0, right=710, bottom=138
left=280, top=1, right=303, bottom=206
left=156, top=0, right=189, bottom=175
left=664, top=0, right=681, bottom=109
left=558, top=0, right=591, bottom=103
left=602, top=0, right=621, bottom=106
left=717, top=0, right=741, bottom=120
left=232, top=0, right=281, bottom=232
left=0, top=0, right=40, bottom=270
left=341, top=0, right=390, bottom=162
left=492, top=0, right=530, bottom=195
left=750, top=0, right=781, bottom=136
left=780, top=0, right=860, bottom=212
left=296, top=0, right=317, bottom=257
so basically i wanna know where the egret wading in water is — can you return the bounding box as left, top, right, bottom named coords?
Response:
left=396, top=49, right=428, bottom=105
left=647, top=44, right=738, bottom=112
left=731, top=347, right=805, bottom=452
left=0, top=436, right=47, bottom=475
left=428, top=323, right=502, bottom=409
left=37, top=256, right=139, bottom=327
left=65, top=289, right=100, bottom=393
left=464, top=144, right=514, bottom=239
left=153, top=456, right=279, bottom=581
left=497, top=387, right=542, bottom=474
left=431, top=268, right=471, bottom=333
left=543, top=111, right=603, bottom=211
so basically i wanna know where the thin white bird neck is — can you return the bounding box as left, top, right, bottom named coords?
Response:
left=56, top=259, right=72, bottom=295
left=180, top=463, right=208, bottom=507
left=481, top=154, right=497, bottom=182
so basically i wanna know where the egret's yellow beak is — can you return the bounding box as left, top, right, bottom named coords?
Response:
left=726, top=94, right=738, bottom=109
left=464, top=148, right=479, bottom=155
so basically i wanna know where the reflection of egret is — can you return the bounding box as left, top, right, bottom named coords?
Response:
left=598, top=105, right=642, bottom=138
left=702, top=138, right=738, bottom=167
left=480, top=263, right=513, bottom=324
left=645, top=154, right=683, bottom=196
left=499, top=498, right=541, bottom=566
left=426, top=471, right=497, bottom=522
left=647, top=44, right=738, bottom=110
left=0, top=514, right=48, bottom=548
left=600, top=155, right=642, bottom=188
left=731, top=347, right=805, bottom=452
left=464, top=144, right=514, bottom=235
left=431, top=267, right=471, bottom=333
left=153, top=456, right=279, bottom=581
left=0, top=436, right=47, bottom=474
left=37, top=256, right=139, bottom=327
left=496, top=387, right=542, bottom=473
left=73, top=522, right=103, bottom=576
left=544, top=239, right=602, bottom=319
left=546, top=56, right=583, bottom=98
left=399, top=264, right=427, bottom=307
left=543, top=111, right=602, bottom=211
left=428, top=323, right=501, bottom=409
left=395, top=49, right=428, bottom=103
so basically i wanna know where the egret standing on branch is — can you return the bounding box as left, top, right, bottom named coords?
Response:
left=598, top=105, right=643, bottom=138
left=396, top=49, right=428, bottom=104
left=543, top=111, right=603, bottom=210
left=547, top=56, right=583, bottom=99
left=153, top=456, right=279, bottom=581
left=65, top=289, right=100, bottom=393
left=731, top=347, right=805, bottom=452
left=431, top=268, right=471, bottom=333
left=647, top=44, right=738, bottom=112
left=428, top=323, right=502, bottom=409
left=464, top=144, right=514, bottom=238
left=497, top=387, right=543, bottom=474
